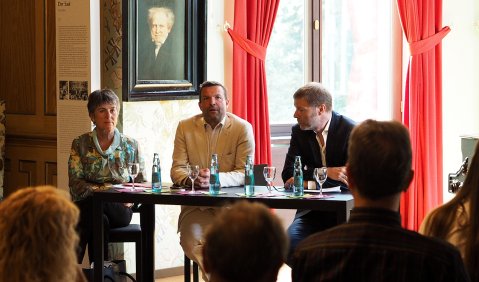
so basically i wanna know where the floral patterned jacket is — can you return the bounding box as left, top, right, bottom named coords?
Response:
left=69, top=129, right=145, bottom=202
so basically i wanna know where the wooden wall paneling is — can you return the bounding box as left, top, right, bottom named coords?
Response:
left=1, top=0, right=58, bottom=196
left=0, top=0, right=36, bottom=114
left=45, top=161, right=58, bottom=188
left=1, top=0, right=56, bottom=138
left=19, top=160, right=37, bottom=188
left=45, top=0, right=57, bottom=116
left=4, top=136, right=57, bottom=196
left=4, top=159, right=10, bottom=192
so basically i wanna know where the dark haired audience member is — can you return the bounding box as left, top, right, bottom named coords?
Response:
left=0, top=186, right=86, bottom=282
left=420, top=141, right=479, bottom=281
left=203, top=201, right=288, bottom=282
left=69, top=88, right=146, bottom=263
left=291, top=120, right=470, bottom=282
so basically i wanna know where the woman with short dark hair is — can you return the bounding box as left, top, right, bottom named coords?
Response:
left=69, top=88, right=145, bottom=263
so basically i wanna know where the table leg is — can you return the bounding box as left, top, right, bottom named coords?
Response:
left=93, top=196, right=104, bottom=282
left=336, top=202, right=354, bottom=224
left=140, top=204, right=155, bottom=281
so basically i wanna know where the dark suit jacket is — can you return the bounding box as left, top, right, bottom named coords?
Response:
left=138, top=40, right=183, bottom=81
left=281, top=111, right=355, bottom=190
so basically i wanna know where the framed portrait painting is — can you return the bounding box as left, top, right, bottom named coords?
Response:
left=122, top=0, right=206, bottom=101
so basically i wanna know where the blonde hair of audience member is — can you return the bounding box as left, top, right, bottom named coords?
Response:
left=203, top=201, right=288, bottom=282
left=0, top=186, right=85, bottom=282
left=347, top=120, right=413, bottom=201
left=421, top=141, right=479, bottom=281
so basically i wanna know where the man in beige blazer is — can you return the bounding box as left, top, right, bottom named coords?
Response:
left=170, top=81, right=255, bottom=279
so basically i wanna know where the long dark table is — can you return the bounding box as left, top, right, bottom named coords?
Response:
left=93, top=186, right=354, bottom=281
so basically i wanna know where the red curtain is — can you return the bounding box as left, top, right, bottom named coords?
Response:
left=396, top=0, right=450, bottom=230
left=227, top=0, right=280, bottom=165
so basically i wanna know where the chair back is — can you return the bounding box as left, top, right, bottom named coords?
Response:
left=253, top=164, right=268, bottom=186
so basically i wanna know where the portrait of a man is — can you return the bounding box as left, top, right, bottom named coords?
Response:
left=138, top=3, right=185, bottom=81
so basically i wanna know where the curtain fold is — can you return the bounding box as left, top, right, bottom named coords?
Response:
left=227, top=28, right=266, bottom=60
left=227, top=0, right=280, bottom=165
left=396, top=0, right=449, bottom=230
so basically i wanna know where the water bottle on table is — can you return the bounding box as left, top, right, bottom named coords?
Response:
left=209, top=154, right=221, bottom=195
left=244, top=155, right=255, bottom=196
left=151, top=153, right=162, bottom=193
left=293, top=156, right=304, bottom=196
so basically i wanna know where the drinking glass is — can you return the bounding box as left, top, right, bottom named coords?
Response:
left=187, top=164, right=200, bottom=194
left=313, top=167, right=328, bottom=197
left=263, top=166, right=276, bottom=193
left=128, top=162, right=140, bottom=190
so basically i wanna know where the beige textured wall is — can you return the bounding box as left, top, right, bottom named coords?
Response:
left=123, top=100, right=198, bottom=270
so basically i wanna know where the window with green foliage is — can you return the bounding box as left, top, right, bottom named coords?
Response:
left=266, top=0, right=305, bottom=126
left=266, top=0, right=393, bottom=131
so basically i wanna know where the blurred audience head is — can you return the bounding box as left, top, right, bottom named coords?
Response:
left=0, top=186, right=82, bottom=282
left=203, top=201, right=288, bottom=282
left=453, top=141, right=479, bottom=217
left=422, top=141, right=479, bottom=280
left=347, top=119, right=413, bottom=200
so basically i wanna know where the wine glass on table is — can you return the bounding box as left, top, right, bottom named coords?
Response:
left=187, top=164, right=200, bottom=194
left=263, top=166, right=276, bottom=193
left=313, top=167, right=328, bottom=197
left=127, top=162, right=140, bottom=191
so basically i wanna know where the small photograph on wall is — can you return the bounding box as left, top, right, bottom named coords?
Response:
left=59, top=80, right=69, bottom=100
left=68, top=81, right=89, bottom=101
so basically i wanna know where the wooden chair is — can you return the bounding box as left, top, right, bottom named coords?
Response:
left=254, top=164, right=268, bottom=186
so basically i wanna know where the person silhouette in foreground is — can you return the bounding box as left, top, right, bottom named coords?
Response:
left=291, top=119, right=470, bottom=282
left=203, top=201, right=288, bottom=282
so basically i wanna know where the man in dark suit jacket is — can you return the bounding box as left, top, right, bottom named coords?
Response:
left=281, top=82, right=355, bottom=264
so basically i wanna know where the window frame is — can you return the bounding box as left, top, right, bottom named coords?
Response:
left=269, top=0, right=402, bottom=138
